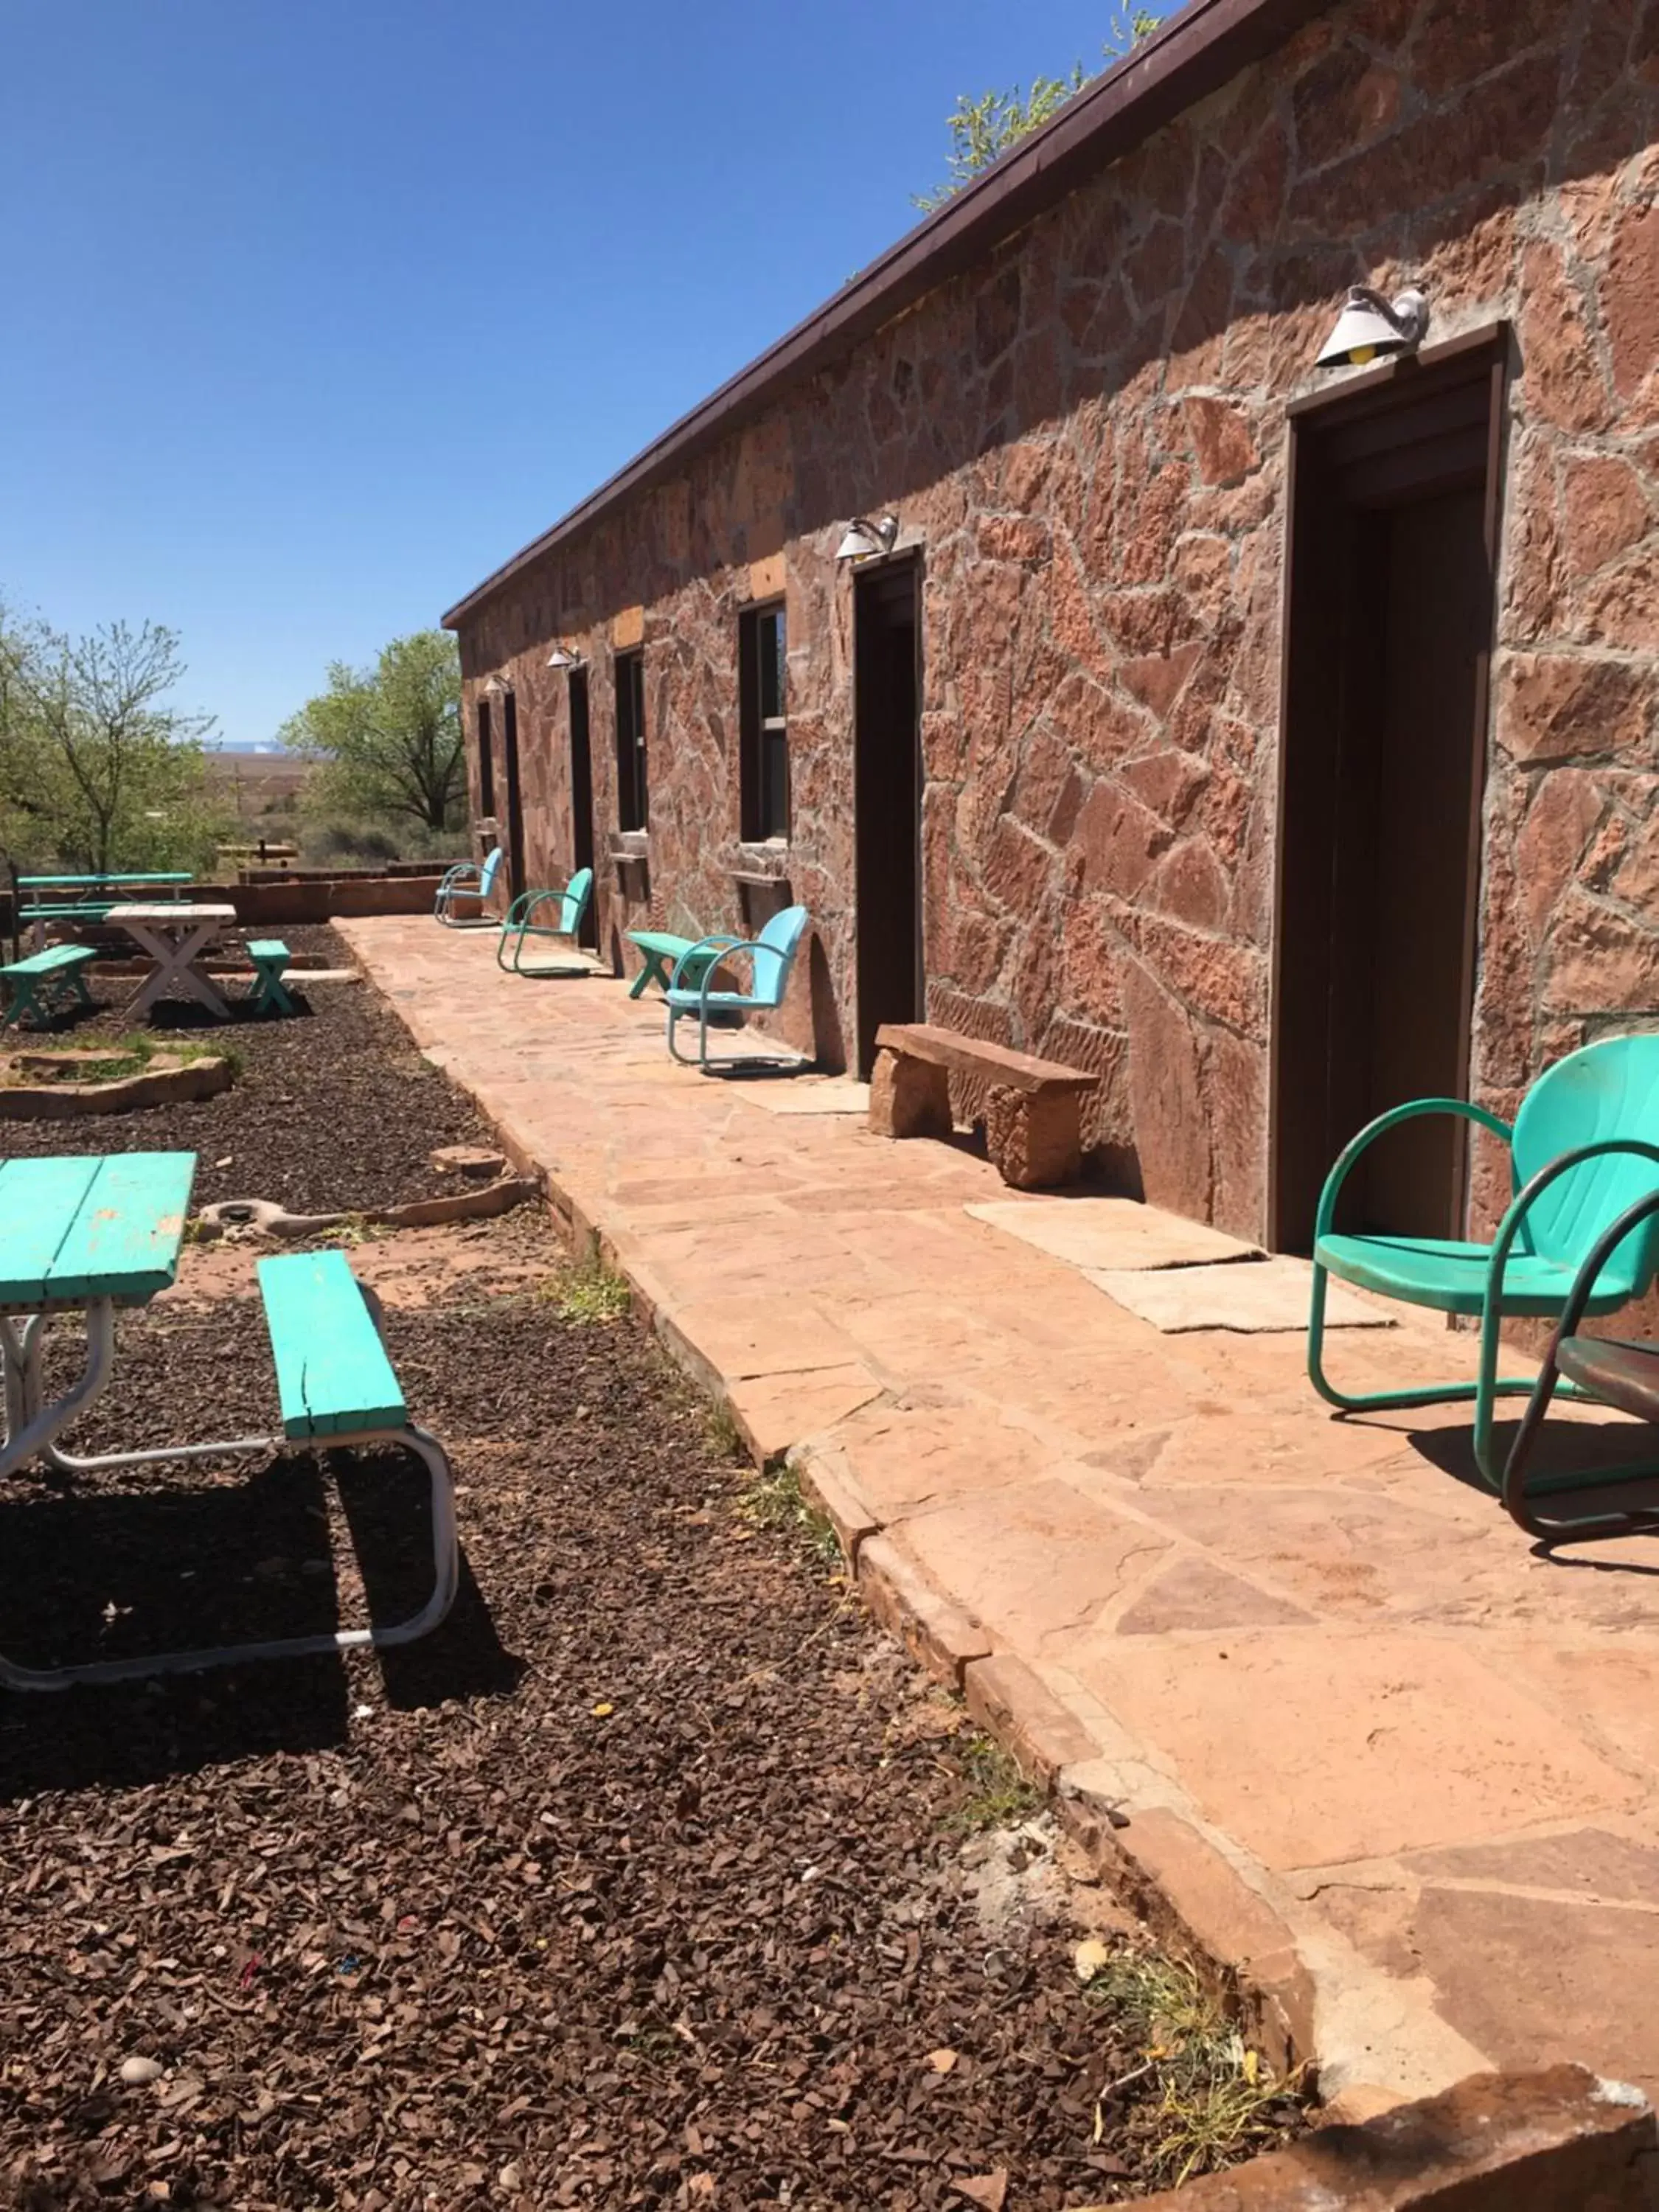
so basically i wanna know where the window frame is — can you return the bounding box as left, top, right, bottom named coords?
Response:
left=738, top=602, right=790, bottom=844
left=614, top=649, right=648, bottom=832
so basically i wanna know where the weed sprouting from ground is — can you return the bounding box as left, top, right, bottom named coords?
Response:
left=737, top=1461, right=844, bottom=1571
left=1083, top=1951, right=1304, bottom=2183
left=704, top=1400, right=747, bottom=1461
left=543, top=1254, right=633, bottom=1325
left=945, top=1731, right=1043, bottom=1833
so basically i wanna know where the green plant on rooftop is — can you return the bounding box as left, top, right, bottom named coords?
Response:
left=913, top=10, right=1162, bottom=209
left=280, top=629, right=464, bottom=835
left=0, top=596, right=223, bottom=874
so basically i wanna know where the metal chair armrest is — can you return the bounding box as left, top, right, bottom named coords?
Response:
left=667, top=935, right=743, bottom=990
left=515, top=885, right=574, bottom=924
left=1314, top=1099, right=1514, bottom=1240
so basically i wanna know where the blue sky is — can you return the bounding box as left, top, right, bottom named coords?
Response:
left=1, top=1, right=1175, bottom=747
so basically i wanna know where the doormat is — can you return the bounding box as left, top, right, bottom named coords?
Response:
left=739, top=1079, right=872, bottom=1116
left=965, top=1196, right=1262, bottom=1272
left=1087, top=1256, right=1394, bottom=1333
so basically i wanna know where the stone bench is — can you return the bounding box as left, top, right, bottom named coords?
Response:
left=869, top=1022, right=1100, bottom=1189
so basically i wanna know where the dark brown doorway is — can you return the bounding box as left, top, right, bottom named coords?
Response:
left=501, top=688, right=526, bottom=903
left=853, top=558, right=923, bottom=1077
left=1272, top=340, right=1506, bottom=1253
left=568, top=669, right=597, bottom=948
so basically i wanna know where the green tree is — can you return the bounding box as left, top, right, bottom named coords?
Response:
left=914, top=11, right=1161, bottom=209
left=281, top=630, right=464, bottom=833
left=0, top=605, right=218, bottom=872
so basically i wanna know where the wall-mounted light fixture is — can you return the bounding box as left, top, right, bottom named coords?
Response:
left=546, top=643, right=585, bottom=670
left=1315, top=285, right=1430, bottom=370
left=835, top=514, right=900, bottom=563
left=482, top=673, right=509, bottom=699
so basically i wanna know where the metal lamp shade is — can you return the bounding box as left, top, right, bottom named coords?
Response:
left=835, top=515, right=899, bottom=563
left=1315, top=287, right=1430, bottom=370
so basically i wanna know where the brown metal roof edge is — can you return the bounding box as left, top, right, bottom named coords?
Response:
left=442, top=0, right=1336, bottom=630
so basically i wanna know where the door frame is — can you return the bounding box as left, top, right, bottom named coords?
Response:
left=852, top=552, right=925, bottom=1077
left=1267, top=324, right=1509, bottom=1251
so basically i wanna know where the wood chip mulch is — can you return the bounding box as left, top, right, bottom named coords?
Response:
left=1, top=925, right=496, bottom=1215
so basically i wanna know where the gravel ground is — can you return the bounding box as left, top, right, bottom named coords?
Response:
left=0, top=997, right=1301, bottom=2211
left=1, top=926, right=498, bottom=1214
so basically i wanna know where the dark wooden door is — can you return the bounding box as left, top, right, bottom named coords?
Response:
left=501, top=689, right=526, bottom=903
left=568, top=670, right=597, bottom=948
left=1272, top=346, right=1503, bottom=1251
left=853, top=560, right=922, bottom=1077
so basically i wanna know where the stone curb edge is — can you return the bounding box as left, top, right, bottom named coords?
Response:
left=790, top=1439, right=1324, bottom=2089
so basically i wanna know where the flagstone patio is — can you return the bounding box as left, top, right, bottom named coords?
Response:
left=339, top=916, right=1659, bottom=2114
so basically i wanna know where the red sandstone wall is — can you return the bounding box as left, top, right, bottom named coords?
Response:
left=458, top=0, right=1658, bottom=1239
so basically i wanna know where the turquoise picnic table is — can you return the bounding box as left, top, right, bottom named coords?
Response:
left=0, top=1150, right=460, bottom=1689
left=14, top=872, right=193, bottom=945
left=0, top=1152, right=199, bottom=1489
left=625, top=928, right=727, bottom=999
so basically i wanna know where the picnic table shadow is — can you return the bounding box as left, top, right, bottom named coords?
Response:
left=0, top=1445, right=522, bottom=1801
left=147, top=992, right=313, bottom=1030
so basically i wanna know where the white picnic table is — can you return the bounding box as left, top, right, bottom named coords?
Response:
left=104, top=901, right=238, bottom=1020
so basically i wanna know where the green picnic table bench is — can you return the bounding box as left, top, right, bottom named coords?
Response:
left=18, top=873, right=192, bottom=888
left=625, top=929, right=726, bottom=1000
left=245, top=937, right=295, bottom=1015
left=0, top=943, right=98, bottom=1032
left=18, top=901, right=116, bottom=922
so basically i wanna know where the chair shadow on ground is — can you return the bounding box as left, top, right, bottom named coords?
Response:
left=0, top=1444, right=521, bottom=1801
left=1399, top=1407, right=1659, bottom=1566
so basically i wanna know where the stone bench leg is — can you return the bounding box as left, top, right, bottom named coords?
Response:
left=869, top=1048, right=953, bottom=1141
left=986, top=1085, right=1082, bottom=1189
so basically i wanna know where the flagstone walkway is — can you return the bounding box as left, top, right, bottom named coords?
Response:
left=339, top=917, right=1659, bottom=2114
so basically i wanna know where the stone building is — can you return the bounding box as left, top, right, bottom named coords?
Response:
left=442, top=0, right=1658, bottom=1251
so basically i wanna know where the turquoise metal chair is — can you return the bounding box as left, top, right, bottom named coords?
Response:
left=495, top=869, right=594, bottom=975
left=664, top=905, right=810, bottom=1071
left=1309, top=1034, right=1659, bottom=1492
left=434, top=846, right=503, bottom=926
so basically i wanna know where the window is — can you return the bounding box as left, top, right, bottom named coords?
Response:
left=615, top=650, right=647, bottom=831
left=739, top=604, right=789, bottom=841
left=476, top=696, right=495, bottom=821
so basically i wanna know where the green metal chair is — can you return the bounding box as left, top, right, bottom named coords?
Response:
left=495, top=869, right=594, bottom=976
left=1308, top=1034, right=1659, bottom=1492
left=664, top=905, right=810, bottom=1071
left=434, top=846, right=503, bottom=927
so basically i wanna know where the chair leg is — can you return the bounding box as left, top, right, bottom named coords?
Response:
left=666, top=1008, right=698, bottom=1064
left=1307, top=1261, right=1541, bottom=1467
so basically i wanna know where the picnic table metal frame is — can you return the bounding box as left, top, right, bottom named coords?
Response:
left=105, top=902, right=237, bottom=1020
left=0, top=1154, right=458, bottom=1688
